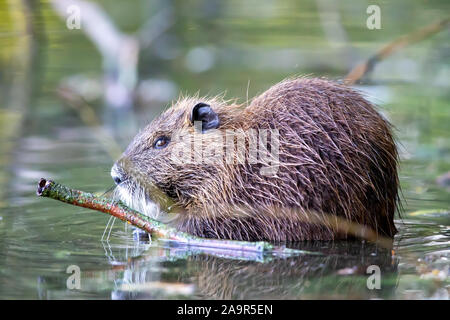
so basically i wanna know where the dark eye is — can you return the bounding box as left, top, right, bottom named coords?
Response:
left=153, top=136, right=170, bottom=149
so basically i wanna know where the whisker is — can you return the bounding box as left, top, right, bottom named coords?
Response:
left=101, top=216, right=113, bottom=241
left=107, top=217, right=116, bottom=241
left=101, top=185, right=116, bottom=197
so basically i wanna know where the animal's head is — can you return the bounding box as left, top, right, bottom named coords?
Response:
left=111, top=96, right=240, bottom=218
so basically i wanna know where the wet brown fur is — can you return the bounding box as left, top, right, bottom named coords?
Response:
left=114, top=77, right=399, bottom=241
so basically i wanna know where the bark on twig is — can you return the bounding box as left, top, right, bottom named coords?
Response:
left=36, top=178, right=309, bottom=257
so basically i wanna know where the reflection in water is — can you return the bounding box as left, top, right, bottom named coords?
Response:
left=107, top=240, right=398, bottom=300
left=0, top=0, right=449, bottom=300
left=35, top=219, right=449, bottom=300
left=11, top=206, right=449, bottom=300
left=190, top=242, right=397, bottom=300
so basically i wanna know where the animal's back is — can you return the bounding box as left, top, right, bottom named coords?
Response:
left=180, top=78, right=399, bottom=241
left=246, top=78, right=399, bottom=239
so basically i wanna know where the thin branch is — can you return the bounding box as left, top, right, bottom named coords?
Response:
left=36, top=178, right=309, bottom=257
left=345, top=18, right=450, bottom=85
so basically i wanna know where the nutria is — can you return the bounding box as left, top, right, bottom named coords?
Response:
left=111, top=77, right=399, bottom=241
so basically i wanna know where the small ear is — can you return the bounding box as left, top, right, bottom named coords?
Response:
left=191, top=102, right=220, bottom=132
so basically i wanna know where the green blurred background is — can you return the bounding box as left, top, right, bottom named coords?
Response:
left=0, top=0, right=448, bottom=299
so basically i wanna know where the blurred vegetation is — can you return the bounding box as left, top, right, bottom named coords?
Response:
left=0, top=0, right=448, bottom=299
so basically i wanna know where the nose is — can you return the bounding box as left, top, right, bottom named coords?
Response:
left=111, top=163, right=125, bottom=185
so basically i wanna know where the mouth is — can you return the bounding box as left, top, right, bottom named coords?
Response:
left=111, top=159, right=181, bottom=223
left=112, top=177, right=181, bottom=226
left=112, top=180, right=162, bottom=220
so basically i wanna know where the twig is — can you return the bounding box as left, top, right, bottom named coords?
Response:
left=345, top=18, right=450, bottom=85
left=36, top=178, right=308, bottom=256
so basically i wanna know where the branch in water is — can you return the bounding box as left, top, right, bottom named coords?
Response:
left=36, top=178, right=307, bottom=256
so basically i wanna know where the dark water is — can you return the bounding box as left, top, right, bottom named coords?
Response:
left=0, top=0, right=449, bottom=299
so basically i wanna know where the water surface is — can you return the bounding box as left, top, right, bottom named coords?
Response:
left=0, top=0, right=448, bottom=299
